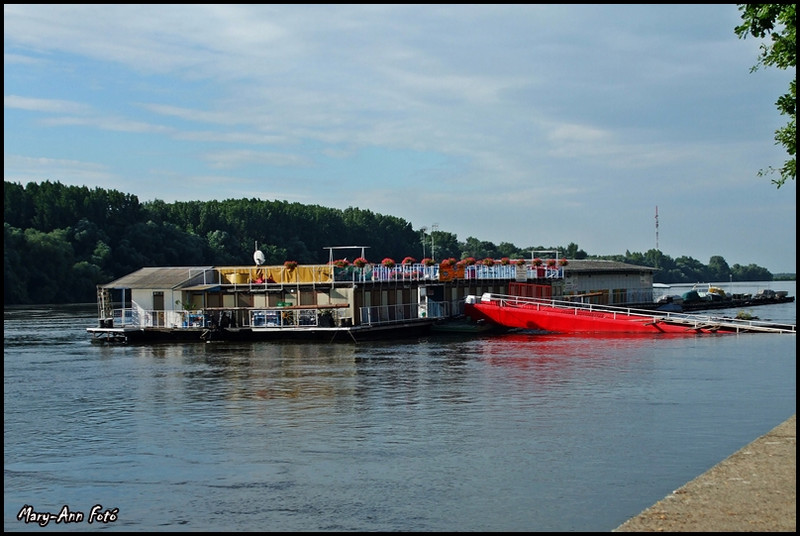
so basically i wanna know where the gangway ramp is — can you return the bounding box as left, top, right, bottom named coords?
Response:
left=654, top=315, right=796, bottom=334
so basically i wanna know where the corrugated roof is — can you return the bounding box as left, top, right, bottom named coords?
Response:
left=100, top=260, right=654, bottom=290
left=563, top=259, right=656, bottom=273
left=101, top=267, right=214, bottom=289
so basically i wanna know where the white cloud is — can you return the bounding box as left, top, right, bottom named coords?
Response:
left=3, top=4, right=795, bottom=272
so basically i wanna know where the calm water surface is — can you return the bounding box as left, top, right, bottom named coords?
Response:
left=4, top=282, right=796, bottom=531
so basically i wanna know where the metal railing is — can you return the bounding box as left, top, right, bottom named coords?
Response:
left=462, top=264, right=563, bottom=280
left=112, top=308, right=209, bottom=328
left=220, top=262, right=563, bottom=287
left=359, top=300, right=447, bottom=326
left=108, top=299, right=447, bottom=331
left=249, top=308, right=342, bottom=328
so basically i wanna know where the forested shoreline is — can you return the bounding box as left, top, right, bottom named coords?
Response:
left=3, top=181, right=789, bottom=305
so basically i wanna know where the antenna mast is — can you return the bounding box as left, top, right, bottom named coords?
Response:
left=655, top=206, right=659, bottom=252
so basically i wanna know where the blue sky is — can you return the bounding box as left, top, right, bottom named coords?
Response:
left=4, top=4, right=796, bottom=273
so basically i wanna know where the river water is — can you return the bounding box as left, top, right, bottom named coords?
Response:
left=4, top=282, right=796, bottom=532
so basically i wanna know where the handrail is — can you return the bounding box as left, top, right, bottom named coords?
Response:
left=359, top=299, right=447, bottom=326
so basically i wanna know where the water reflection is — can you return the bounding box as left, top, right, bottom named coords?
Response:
left=4, top=297, right=796, bottom=532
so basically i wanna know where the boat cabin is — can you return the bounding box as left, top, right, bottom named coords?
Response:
left=556, top=259, right=656, bottom=305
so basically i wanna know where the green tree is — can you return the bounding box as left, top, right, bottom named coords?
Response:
left=731, top=262, right=773, bottom=281
left=624, top=251, right=647, bottom=266
left=707, top=255, right=732, bottom=281
left=496, top=241, right=525, bottom=259
left=673, top=256, right=709, bottom=283
left=564, top=242, right=588, bottom=259
left=206, top=229, right=240, bottom=265
left=71, top=260, right=106, bottom=303
left=428, top=230, right=459, bottom=260
left=735, top=4, right=796, bottom=187
left=3, top=182, right=31, bottom=229
left=4, top=224, right=30, bottom=303
left=461, top=237, right=500, bottom=260
left=644, top=249, right=671, bottom=271
left=21, top=227, right=76, bottom=303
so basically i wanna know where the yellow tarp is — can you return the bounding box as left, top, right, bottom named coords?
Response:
left=219, top=265, right=333, bottom=285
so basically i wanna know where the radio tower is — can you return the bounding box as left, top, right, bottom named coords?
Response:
left=655, top=206, right=659, bottom=252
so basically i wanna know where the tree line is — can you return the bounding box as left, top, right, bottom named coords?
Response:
left=3, top=180, right=788, bottom=305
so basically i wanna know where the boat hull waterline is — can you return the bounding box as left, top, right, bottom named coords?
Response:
left=87, top=318, right=438, bottom=344
left=464, top=294, right=796, bottom=335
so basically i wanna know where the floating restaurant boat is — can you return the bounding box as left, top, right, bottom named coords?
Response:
left=88, top=247, right=795, bottom=343
left=87, top=247, right=567, bottom=344
left=464, top=293, right=796, bottom=335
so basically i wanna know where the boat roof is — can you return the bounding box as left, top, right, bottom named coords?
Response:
left=100, top=266, right=214, bottom=290
left=97, top=259, right=654, bottom=291
left=564, top=260, right=657, bottom=273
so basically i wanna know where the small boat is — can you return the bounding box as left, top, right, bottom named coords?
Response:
left=464, top=293, right=796, bottom=335
left=751, top=288, right=793, bottom=302
left=655, top=294, right=684, bottom=305
left=695, top=283, right=727, bottom=301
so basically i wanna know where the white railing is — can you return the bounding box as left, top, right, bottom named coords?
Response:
left=369, top=263, right=440, bottom=281
left=359, top=300, right=447, bottom=326
left=461, top=265, right=562, bottom=280
left=337, top=263, right=439, bottom=283
left=250, top=308, right=342, bottom=328
left=112, top=307, right=210, bottom=328
left=225, top=262, right=562, bottom=285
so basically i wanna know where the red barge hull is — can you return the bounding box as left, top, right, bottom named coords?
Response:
left=464, top=294, right=795, bottom=335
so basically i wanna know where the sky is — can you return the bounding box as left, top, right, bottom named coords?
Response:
left=4, top=4, right=796, bottom=273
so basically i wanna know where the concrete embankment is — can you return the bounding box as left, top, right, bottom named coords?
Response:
left=613, top=414, right=796, bottom=532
